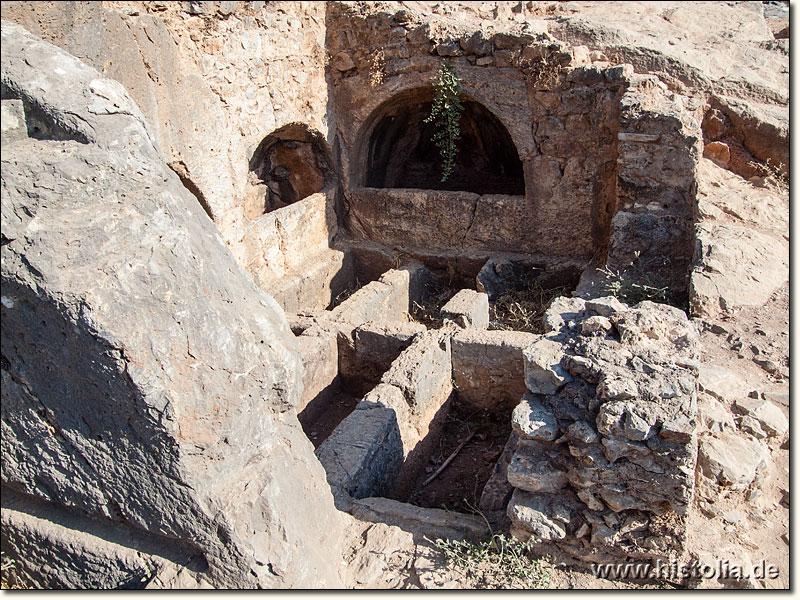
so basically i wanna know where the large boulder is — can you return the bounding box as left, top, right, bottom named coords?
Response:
left=1, top=21, right=343, bottom=588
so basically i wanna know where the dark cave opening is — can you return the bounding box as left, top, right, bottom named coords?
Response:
left=365, top=99, right=525, bottom=195
left=247, top=123, right=336, bottom=218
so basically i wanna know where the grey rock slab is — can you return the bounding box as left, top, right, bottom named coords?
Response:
left=739, top=415, right=767, bottom=439
left=380, top=331, right=452, bottom=414
left=506, top=445, right=568, bottom=493
left=507, top=489, right=567, bottom=541
left=440, top=289, right=489, bottom=329
left=733, top=398, right=788, bottom=436
left=697, top=364, right=748, bottom=402
left=350, top=497, right=488, bottom=542
left=479, top=432, right=521, bottom=514
left=690, top=223, right=788, bottom=319
left=451, top=328, right=536, bottom=410
left=316, top=406, right=403, bottom=502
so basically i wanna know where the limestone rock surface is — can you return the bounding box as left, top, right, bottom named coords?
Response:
left=1, top=21, right=343, bottom=589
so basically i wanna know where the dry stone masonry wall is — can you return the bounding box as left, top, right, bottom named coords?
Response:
left=506, top=297, right=700, bottom=565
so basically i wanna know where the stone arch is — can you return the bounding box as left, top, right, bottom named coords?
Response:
left=246, top=123, right=337, bottom=219
left=353, top=88, right=525, bottom=195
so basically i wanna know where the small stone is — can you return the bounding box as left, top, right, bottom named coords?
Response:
left=331, top=52, right=355, bottom=72
left=703, top=141, right=731, bottom=167
left=435, top=41, right=462, bottom=56
left=507, top=490, right=566, bottom=541
left=580, top=315, right=613, bottom=336
left=476, top=57, right=494, bottom=66
left=698, top=433, right=769, bottom=489
left=722, top=510, right=742, bottom=524
left=591, top=523, right=617, bottom=546
left=566, top=421, right=597, bottom=444
left=441, top=289, right=489, bottom=329
left=659, top=380, right=681, bottom=399
left=512, top=394, right=559, bottom=441
left=660, top=413, right=694, bottom=441
left=523, top=337, right=572, bottom=394
left=734, top=398, right=788, bottom=436
left=550, top=501, right=572, bottom=524
left=754, top=358, right=781, bottom=375
left=217, top=1, right=237, bottom=16
left=748, top=508, right=764, bottom=521
left=576, top=489, right=605, bottom=511
left=575, top=523, right=590, bottom=538
left=597, top=376, right=638, bottom=400
left=708, top=323, right=730, bottom=335
left=507, top=450, right=567, bottom=493
left=542, top=296, right=586, bottom=333
left=585, top=296, right=627, bottom=317
left=739, top=415, right=767, bottom=439
left=623, top=410, right=654, bottom=441
left=392, top=9, right=411, bottom=23
left=604, top=63, right=632, bottom=82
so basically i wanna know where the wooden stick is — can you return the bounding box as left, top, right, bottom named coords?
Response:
left=422, top=429, right=477, bottom=487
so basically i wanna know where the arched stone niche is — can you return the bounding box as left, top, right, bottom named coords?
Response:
left=354, top=88, right=525, bottom=196
left=246, top=123, right=337, bottom=219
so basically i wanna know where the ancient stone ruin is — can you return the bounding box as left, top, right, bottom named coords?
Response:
left=0, top=0, right=789, bottom=590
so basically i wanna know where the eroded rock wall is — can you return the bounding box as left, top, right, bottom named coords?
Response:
left=0, top=21, right=343, bottom=588
left=0, top=0, right=344, bottom=311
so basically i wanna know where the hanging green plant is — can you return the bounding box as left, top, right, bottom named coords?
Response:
left=424, top=63, right=464, bottom=182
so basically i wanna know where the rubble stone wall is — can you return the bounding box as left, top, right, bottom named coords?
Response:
left=506, top=296, right=700, bottom=564
left=606, top=74, right=703, bottom=303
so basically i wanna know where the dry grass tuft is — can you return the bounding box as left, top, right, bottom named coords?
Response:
left=489, top=279, right=572, bottom=334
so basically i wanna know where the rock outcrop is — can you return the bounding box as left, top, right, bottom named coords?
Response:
left=1, top=21, right=343, bottom=588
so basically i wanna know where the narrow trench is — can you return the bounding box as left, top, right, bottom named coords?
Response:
left=298, top=259, right=581, bottom=521
left=398, top=398, right=512, bottom=513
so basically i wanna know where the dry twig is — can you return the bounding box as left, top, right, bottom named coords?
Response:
left=422, top=429, right=476, bottom=487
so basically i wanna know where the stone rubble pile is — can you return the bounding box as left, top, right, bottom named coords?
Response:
left=506, top=296, right=700, bottom=564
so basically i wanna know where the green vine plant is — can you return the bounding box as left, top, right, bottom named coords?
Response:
left=424, top=63, right=464, bottom=182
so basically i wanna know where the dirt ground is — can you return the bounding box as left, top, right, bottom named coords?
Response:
left=402, top=400, right=512, bottom=512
